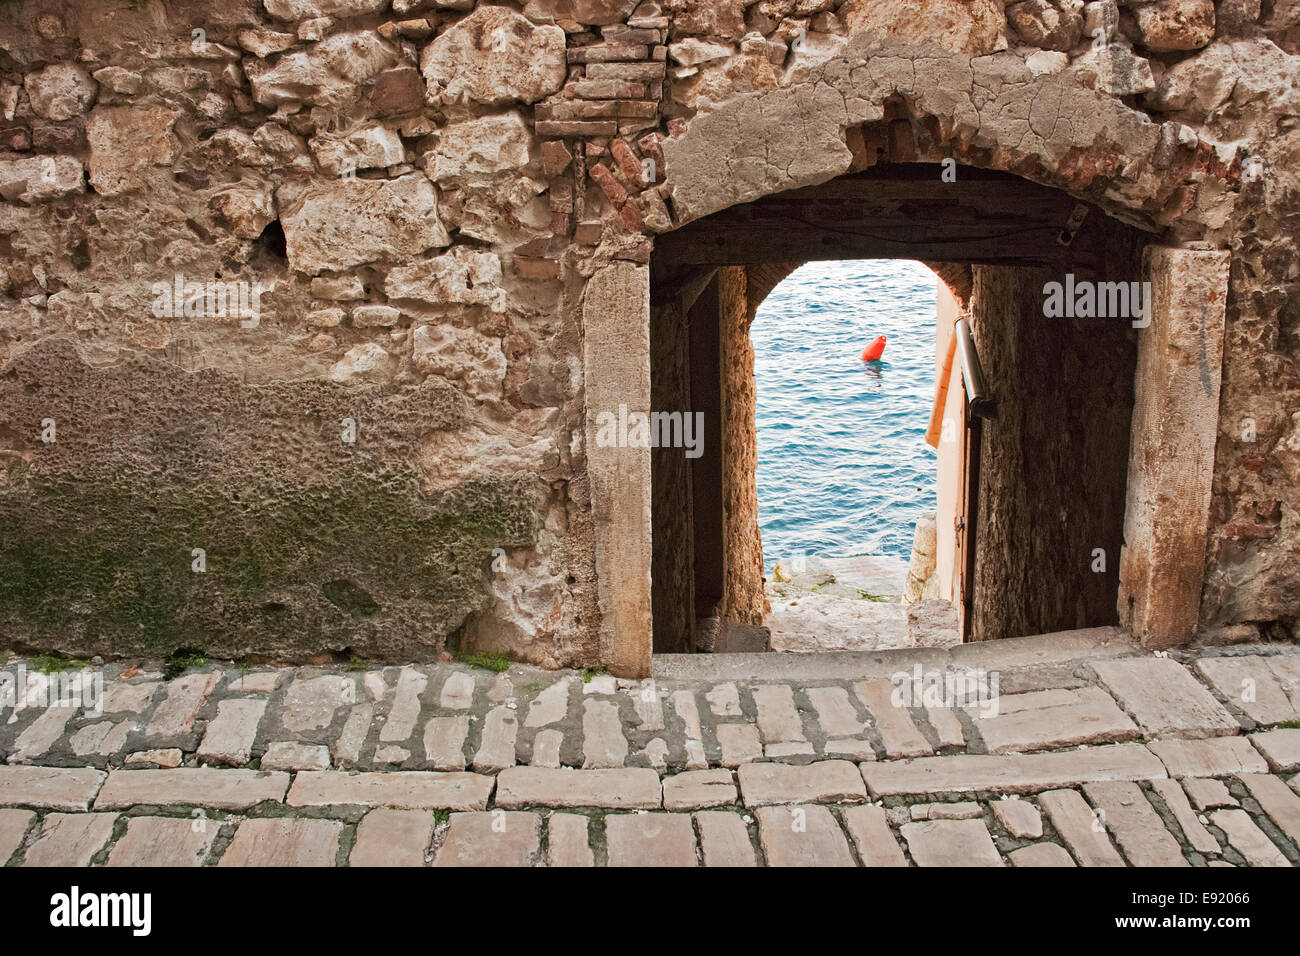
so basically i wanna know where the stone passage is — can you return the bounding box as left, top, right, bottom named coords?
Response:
left=2, top=631, right=1298, bottom=866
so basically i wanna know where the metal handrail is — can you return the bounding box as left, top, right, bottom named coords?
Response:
left=954, top=318, right=996, bottom=420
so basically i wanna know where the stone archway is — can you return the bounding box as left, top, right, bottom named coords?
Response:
left=581, top=32, right=1237, bottom=676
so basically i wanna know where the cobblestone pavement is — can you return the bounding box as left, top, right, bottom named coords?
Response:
left=2, top=628, right=1299, bottom=867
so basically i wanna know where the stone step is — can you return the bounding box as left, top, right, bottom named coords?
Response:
left=860, top=743, right=1167, bottom=796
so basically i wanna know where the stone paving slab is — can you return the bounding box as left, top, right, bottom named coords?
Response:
left=219, top=818, right=342, bottom=867
left=854, top=679, right=932, bottom=758
left=695, top=810, right=758, bottom=867
left=1210, top=809, right=1289, bottom=867
left=433, top=812, right=541, bottom=867
left=900, top=818, right=1003, bottom=867
left=1194, top=656, right=1300, bottom=726
left=606, top=813, right=697, bottom=866
left=145, top=671, right=221, bottom=740
left=991, top=798, right=1042, bottom=839
left=546, top=813, right=595, bottom=867
left=0, top=766, right=105, bottom=811
left=716, top=723, right=762, bottom=767
left=860, top=743, right=1167, bottom=796
left=2, top=644, right=1299, bottom=867
left=1091, top=658, right=1239, bottom=739
left=95, top=768, right=289, bottom=810
left=1009, top=843, right=1076, bottom=867
left=1039, top=788, right=1125, bottom=867
left=1238, top=774, right=1300, bottom=849
left=287, top=771, right=493, bottom=810
left=967, top=687, right=1139, bottom=754
left=350, top=809, right=434, bottom=867
left=1250, top=728, right=1300, bottom=773
left=737, top=760, right=867, bottom=806
left=756, top=805, right=856, bottom=867
left=663, top=768, right=736, bottom=810
left=1082, top=781, right=1189, bottom=866
left=262, top=742, right=332, bottom=772
left=197, top=698, right=268, bottom=766
left=22, top=812, right=116, bottom=867
left=494, top=767, right=661, bottom=809
left=841, top=805, right=908, bottom=866
left=1146, top=736, right=1270, bottom=778
left=0, top=809, right=35, bottom=865
left=105, top=816, right=217, bottom=867
left=1150, top=778, right=1220, bottom=855
left=1183, top=777, right=1237, bottom=810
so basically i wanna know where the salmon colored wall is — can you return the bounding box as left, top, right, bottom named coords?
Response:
left=933, top=283, right=965, bottom=604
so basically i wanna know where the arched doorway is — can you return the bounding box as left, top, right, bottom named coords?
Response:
left=578, top=39, right=1234, bottom=675
left=647, top=162, right=1146, bottom=653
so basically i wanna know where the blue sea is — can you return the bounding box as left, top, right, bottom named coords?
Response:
left=753, top=260, right=939, bottom=566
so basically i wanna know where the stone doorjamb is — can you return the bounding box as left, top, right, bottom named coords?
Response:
left=1118, top=245, right=1231, bottom=648
left=584, top=245, right=1232, bottom=674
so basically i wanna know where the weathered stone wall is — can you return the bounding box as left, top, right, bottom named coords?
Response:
left=716, top=265, right=766, bottom=628
left=968, top=262, right=1138, bottom=642
left=0, top=0, right=1296, bottom=669
left=649, top=270, right=697, bottom=652
left=650, top=264, right=764, bottom=652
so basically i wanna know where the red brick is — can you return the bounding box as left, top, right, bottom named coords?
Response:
left=590, top=162, right=630, bottom=207
left=541, top=140, right=573, bottom=176
left=514, top=257, right=562, bottom=280
left=610, top=138, right=645, bottom=186
left=369, top=67, right=424, bottom=116
left=567, top=43, right=649, bottom=63
left=536, top=120, right=619, bottom=137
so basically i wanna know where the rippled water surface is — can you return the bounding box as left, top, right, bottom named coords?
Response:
left=753, top=260, right=938, bottom=565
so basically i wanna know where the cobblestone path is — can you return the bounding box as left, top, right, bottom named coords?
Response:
left=2, top=628, right=1298, bottom=866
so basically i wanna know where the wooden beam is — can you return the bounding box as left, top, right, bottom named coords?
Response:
left=654, top=165, right=1145, bottom=271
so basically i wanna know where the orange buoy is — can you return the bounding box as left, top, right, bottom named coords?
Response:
left=860, top=335, right=886, bottom=361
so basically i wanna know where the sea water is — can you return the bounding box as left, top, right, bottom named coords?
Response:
left=752, top=259, right=939, bottom=567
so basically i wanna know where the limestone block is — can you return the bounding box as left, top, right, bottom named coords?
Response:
left=386, top=246, right=506, bottom=311
left=325, top=343, right=397, bottom=384
left=1006, top=0, right=1084, bottom=52
left=264, top=0, right=389, bottom=18
left=245, top=31, right=401, bottom=109
left=209, top=184, right=275, bottom=238
left=425, top=112, right=532, bottom=183
left=86, top=106, right=180, bottom=196
left=0, top=156, right=84, bottom=203
left=421, top=7, right=567, bottom=106
left=310, top=124, right=405, bottom=175
left=24, top=64, right=97, bottom=120
left=582, top=262, right=653, bottom=677
left=522, top=0, right=640, bottom=26
left=1134, top=0, right=1216, bottom=52
left=840, top=0, right=1008, bottom=55
left=279, top=173, right=448, bottom=274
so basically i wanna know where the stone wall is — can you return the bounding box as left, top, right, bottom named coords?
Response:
left=716, top=265, right=766, bottom=629
left=967, top=262, right=1139, bottom=642
left=0, top=0, right=1296, bottom=670
left=649, top=264, right=764, bottom=652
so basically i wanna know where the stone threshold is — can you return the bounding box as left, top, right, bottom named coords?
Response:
left=652, top=626, right=1138, bottom=682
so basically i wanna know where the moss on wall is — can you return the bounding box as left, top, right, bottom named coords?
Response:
left=0, top=340, right=541, bottom=661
